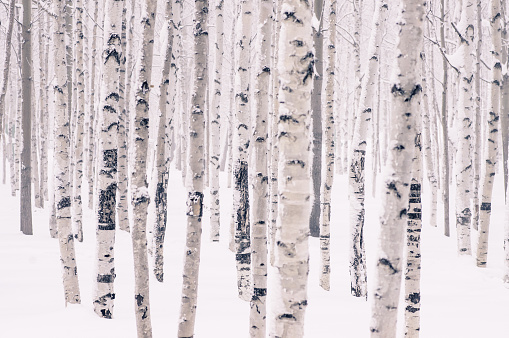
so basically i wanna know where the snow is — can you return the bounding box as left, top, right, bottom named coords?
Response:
left=2, top=167, right=509, bottom=337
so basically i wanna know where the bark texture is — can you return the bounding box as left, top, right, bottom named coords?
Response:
left=270, top=0, right=313, bottom=336
left=369, top=0, right=424, bottom=336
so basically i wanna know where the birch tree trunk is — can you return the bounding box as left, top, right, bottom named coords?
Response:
left=20, top=0, right=33, bottom=235
left=440, top=0, right=451, bottom=237
left=0, top=0, right=16, bottom=140
left=177, top=0, right=208, bottom=336
left=209, top=0, right=223, bottom=242
left=348, top=0, right=387, bottom=298
left=454, top=1, right=475, bottom=255
left=369, top=0, right=424, bottom=336
left=88, top=0, right=99, bottom=210
left=270, top=0, right=313, bottom=336
left=93, top=0, right=123, bottom=319
left=476, top=0, right=502, bottom=268
left=404, top=128, right=423, bottom=337
left=131, top=0, right=158, bottom=335
left=319, top=0, right=337, bottom=291
left=234, top=0, right=253, bottom=302
left=152, top=0, right=174, bottom=282
left=249, top=0, right=271, bottom=335
left=72, top=0, right=85, bottom=242
left=117, top=0, right=130, bottom=233
left=54, top=0, right=81, bottom=305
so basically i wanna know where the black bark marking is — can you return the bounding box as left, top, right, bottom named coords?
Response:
left=378, top=258, right=398, bottom=274
left=97, top=273, right=116, bottom=283
left=135, top=294, right=144, bottom=307
left=57, top=196, right=71, bottom=210
left=278, top=313, right=297, bottom=321
left=98, top=183, right=117, bottom=226
left=186, top=191, right=204, bottom=217
left=480, top=202, right=491, bottom=211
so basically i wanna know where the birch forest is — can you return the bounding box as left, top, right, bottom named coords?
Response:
left=3, top=0, right=509, bottom=337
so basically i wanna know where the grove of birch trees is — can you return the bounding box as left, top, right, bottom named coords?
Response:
left=2, top=0, right=509, bottom=336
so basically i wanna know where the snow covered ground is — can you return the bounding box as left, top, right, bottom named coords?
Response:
left=2, top=168, right=509, bottom=337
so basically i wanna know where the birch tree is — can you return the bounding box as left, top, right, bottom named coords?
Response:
left=348, top=0, right=387, bottom=298
left=249, top=0, right=272, bottom=335
left=177, top=0, right=208, bottom=336
left=93, top=0, right=123, bottom=318
left=152, top=0, right=174, bottom=283
left=54, top=0, right=81, bottom=305
left=476, top=0, right=502, bottom=268
left=0, top=0, right=16, bottom=147
left=369, top=0, right=424, bottom=336
left=131, top=0, right=158, bottom=335
left=319, top=0, right=337, bottom=291
left=209, top=0, right=223, bottom=241
left=270, top=0, right=313, bottom=335
left=233, top=0, right=253, bottom=302
left=454, top=0, right=475, bottom=255
left=20, top=0, right=33, bottom=235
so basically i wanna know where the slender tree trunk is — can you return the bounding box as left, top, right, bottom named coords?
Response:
left=233, top=0, right=253, bottom=302
left=0, top=0, right=16, bottom=140
left=177, top=0, right=208, bottom=336
left=117, top=0, right=130, bottom=233
left=441, top=0, right=450, bottom=237
left=53, top=0, right=81, bottom=305
left=88, top=0, right=99, bottom=210
left=131, top=0, right=158, bottom=335
left=349, top=0, right=387, bottom=298
left=209, top=0, right=223, bottom=242
left=319, top=0, right=337, bottom=291
left=309, top=0, right=324, bottom=238
left=369, top=0, right=424, bottom=336
left=454, top=1, right=475, bottom=255
left=249, top=0, right=271, bottom=335
left=152, top=0, right=174, bottom=282
left=20, top=0, right=33, bottom=235
left=476, top=0, right=502, bottom=268
left=73, top=0, right=85, bottom=242
left=93, top=0, right=123, bottom=319
left=270, top=0, right=313, bottom=336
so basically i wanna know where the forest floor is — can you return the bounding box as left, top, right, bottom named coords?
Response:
left=2, top=168, right=509, bottom=337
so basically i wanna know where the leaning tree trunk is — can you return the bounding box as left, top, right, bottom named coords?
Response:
left=319, top=0, right=337, bottom=291
left=348, top=0, right=387, bottom=298
left=53, top=0, right=81, bottom=306
left=476, top=0, right=502, bottom=268
left=152, top=0, right=174, bottom=283
left=454, top=1, right=475, bottom=255
left=20, top=0, right=33, bottom=235
left=249, top=0, right=271, bottom=336
left=93, top=0, right=123, bottom=319
left=369, top=0, right=424, bottom=336
left=233, top=0, right=253, bottom=302
left=131, top=0, right=158, bottom=336
left=177, top=0, right=208, bottom=336
left=270, top=0, right=313, bottom=336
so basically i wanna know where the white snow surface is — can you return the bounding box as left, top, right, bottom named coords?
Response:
left=2, top=168, right=509, bottom=337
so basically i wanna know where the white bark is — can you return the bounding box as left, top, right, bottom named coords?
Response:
left=404, top=130, right=423, bottom=337
left=152, top=0, right=174, bottom=282
left=131, top=0, right=158, bottom=335
left=209, top=0, right=223, bottom=242
left=0, top=0, right=16, bottom=144
left=177, top=1, right=208, bottom=336
left=249, top=0, right=271, bottom=336
left=455, top=1, right=475, bottom=255
left=348, top=0, right=387, bottom=298
left=319, top=0, right=337, bottom=291
left=88, top=0, right=99, bottom=210
left=476, top=0, right=502, bottom=268
left=54, top=0, right=81, bottom=305
left=269, top=0, right=313, bottom=336
left=234, top=0, right=253, bottom=302
left=369, top=0, right=424, bottom=336
left=93, top=0, right=123, bottom=319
